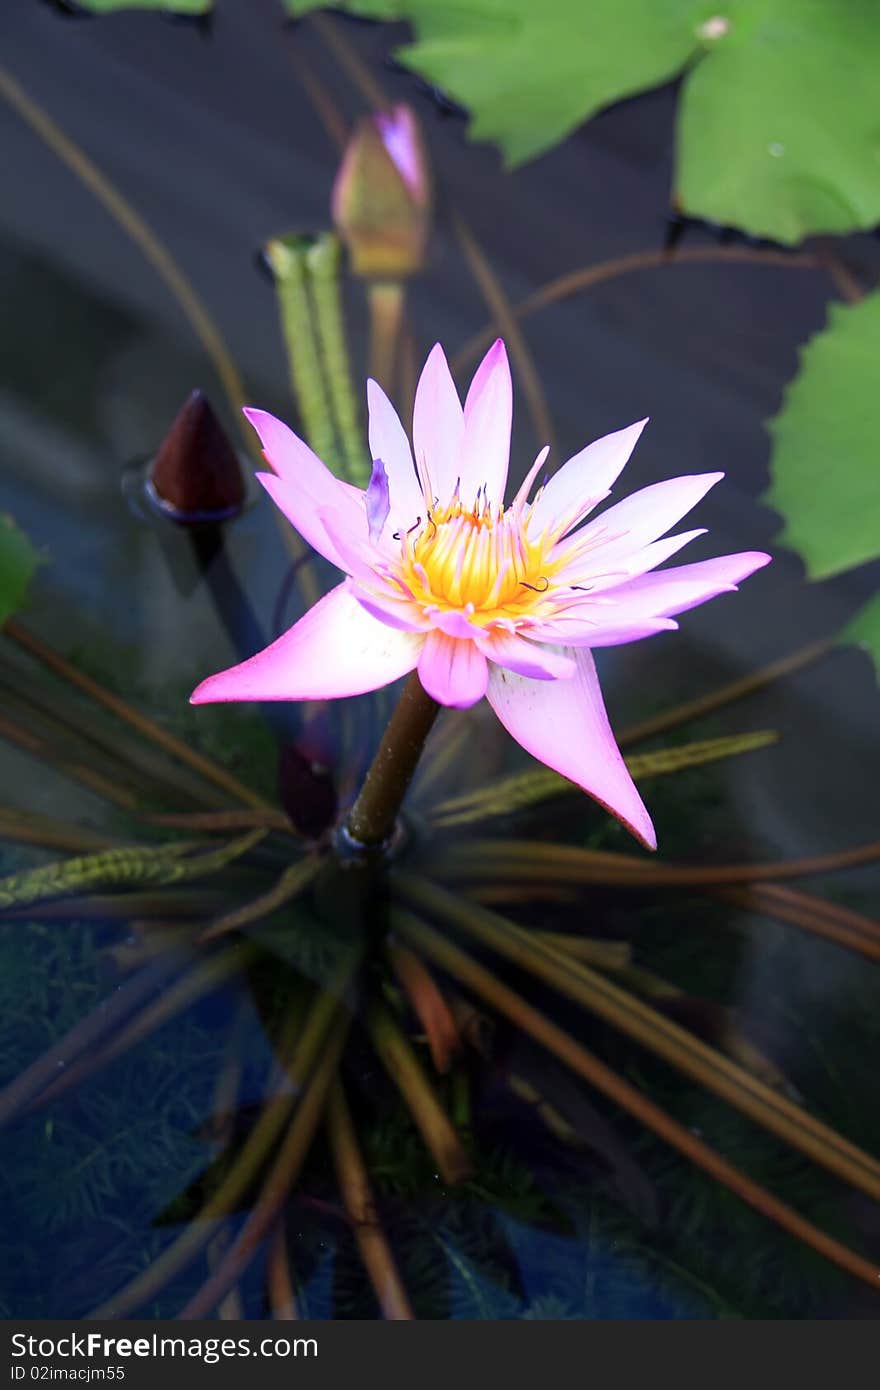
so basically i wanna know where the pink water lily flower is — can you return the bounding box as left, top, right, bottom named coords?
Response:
left=191, top=341, right=769, bottom=850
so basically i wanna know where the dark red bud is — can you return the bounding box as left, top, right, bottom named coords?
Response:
left=148, top=390, right=246, bottom=523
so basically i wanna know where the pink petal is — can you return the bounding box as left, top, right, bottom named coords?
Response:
left=427, top=608, right=480, bottom=639
left=412, top=344, right=464, bottom=503
left=525, top=616, right=678, bottom=648
left=351, top=586, right=430, bottom=633
left=486, top=650, right=656, bottom=850
left=529, top=418, right=648, bottom=538
left=460, top=339, right=512, bottom=508
left=595, top=551, right=772, bottom=622
left=418, top=631, right=488, bottom=709
left=375, top=105, right=426, bottom=201
left=556, top=528, right=706, bottom=591
left=565, top=473, right=723, bottom=564
left=475, top=629, right=576, bottom=680
left=367, top=379, right=424, bottom=529
left=258, top=471, right=359, bottom=573
left=190, top=584, right=421, bottom=704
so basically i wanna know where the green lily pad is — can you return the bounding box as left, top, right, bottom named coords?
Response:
left=765, top=292, right=880, bottom=581
left=0, top=515, right=41, bottom=627
left=289, top=0, right=880, bottom=244
left=843, top=592, right=880, bottom=679
left=77, top=0, right=210, bottom=12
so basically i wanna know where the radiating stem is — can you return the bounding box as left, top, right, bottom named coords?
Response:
left=0, top=954, right=182, bottom=1128
left=198, top=856, right=319, bottom=943
left=366, top=1000, right=472, bottom=1185
left=326, top=1079, right=415, bottom=1319
left=395, top=873, right=880, bottom=1200
left=345, top=673, right=439, bottom=849
left=267, top=1224, right=299, bottom=1320
left=179, top=1016, right=351, bottom=1319
left=25, top=945, right=252, bottom=1115
left=4, top=620, right=272, bottom=810
left=394, top=911, right=880, bottom=1292
left=89, top=956, right=359, bottom=1319
left=617, top=639, right=833, bottom=748
left=435, top=838, right=880, bottom=888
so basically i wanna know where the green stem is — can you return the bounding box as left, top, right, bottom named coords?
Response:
left=267, top=235, right=341, bottom=473
left=307, top=233, right=370, bottom=486
left=367, top=280, right=406, bottom=397
left=344, top=672, right=440, bottom=849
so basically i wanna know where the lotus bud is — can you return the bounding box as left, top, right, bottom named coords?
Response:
left=331, top=103, right=431, bottom=279
left=148, top=390, right=245, bottom=523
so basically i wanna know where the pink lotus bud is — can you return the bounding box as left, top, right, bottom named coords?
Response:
left=331, top=103, right=431, bottom=278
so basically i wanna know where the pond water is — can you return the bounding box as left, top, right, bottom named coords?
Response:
left=1, top=3, right=878, bottom=1319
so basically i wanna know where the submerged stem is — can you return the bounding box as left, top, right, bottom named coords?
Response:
left=345, top=672, right=439, bottom=850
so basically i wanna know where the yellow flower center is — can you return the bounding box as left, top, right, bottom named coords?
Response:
left=395, top=497, right=557, bottom=625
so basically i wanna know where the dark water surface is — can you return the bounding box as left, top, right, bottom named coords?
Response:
left=1, top=1, right=879, bottom=1319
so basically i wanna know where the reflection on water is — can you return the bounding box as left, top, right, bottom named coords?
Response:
left=1, top=4, right=879, bottom=1321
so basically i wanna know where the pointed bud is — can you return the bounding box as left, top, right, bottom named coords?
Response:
left=277, top=741, right=338, bottom=840
left=148, top=390, right=246, bottom=523
left=331, top=103, right=431, bottom=278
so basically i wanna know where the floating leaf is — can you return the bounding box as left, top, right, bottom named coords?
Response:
left=0, top=515, right=41, bottom=626
left=842, top=592, right=880, bottom=680
left=77, top=0, right=211, bottom=12
left=290, top=1, right=880, bottom=244
left=766, top=292, right=880, bottom=580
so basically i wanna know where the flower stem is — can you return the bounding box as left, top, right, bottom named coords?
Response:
left=367, top=280, right=406, bottom=395
left=344, top=672, right=439, bottom=849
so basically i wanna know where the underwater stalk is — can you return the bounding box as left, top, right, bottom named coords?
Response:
left=326, top=1079, right=415, bottom=1320
left=393, top=910, right=880, bottom=1293
left=365, top=1000, right=472, bottom=1185
left=89, top=958, right=358, bottom=1319
left=395, top=874, right=880, bottom=1201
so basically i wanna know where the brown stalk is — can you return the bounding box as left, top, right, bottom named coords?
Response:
left=617, top=639, right=833, bottom=748
left=366, top=1000, right=473, bottom=1185
left=1, top=888, right=231, bottom=921
left=394, top=911, right=880, bottom=1292
left=326, top=1079, right=415, bottom=1319
left=451, top=210, right=555, bottom=453
left=1, top=659, right=228, bottom=811
left=310, top=11, right=391, bottom=112
left=267, top=1224, right=299, bottom=1319
left=435, top=838, right=880, bottom=888
left=4, top=620, right=271, bottom=811
left=0, top=708, right=140, bottom=811
left=718, top=883, right=880, bottom=962
left=395, top=874, right=880, bottom=1200
left=387, top=937, right=461, bottom=1073
left=0, top=806, right=123, bottom=855
left=178, top=1016, right=351, bottom=1319
left=453, top=246, right=821, bottom=373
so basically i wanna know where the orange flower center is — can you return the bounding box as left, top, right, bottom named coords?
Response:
left=396, top=497, right=558, bottom=624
